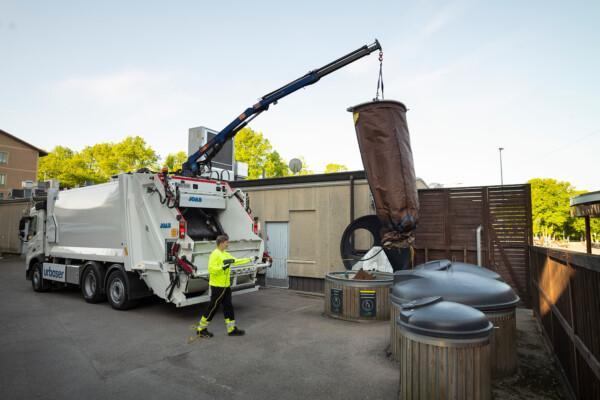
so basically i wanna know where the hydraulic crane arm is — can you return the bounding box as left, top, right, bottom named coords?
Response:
left=182, top=39, right=382, bottom=176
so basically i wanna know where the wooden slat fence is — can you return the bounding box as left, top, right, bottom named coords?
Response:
left=530, top=246, right=600, bottom=400
left=413, top=184, right=533, bottom=304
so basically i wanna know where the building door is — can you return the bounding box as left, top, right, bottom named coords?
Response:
left=265, top=222, right=289, bottom=288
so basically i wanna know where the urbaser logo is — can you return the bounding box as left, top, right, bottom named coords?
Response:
left=43, top=266, right=64, bottom=280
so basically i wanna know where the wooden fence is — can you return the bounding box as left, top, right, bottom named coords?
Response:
left=412, top=184, right=533, bottom=304
left=530, top=246, right=600, bottom=399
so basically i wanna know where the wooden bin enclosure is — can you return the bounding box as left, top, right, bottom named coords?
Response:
left=324, top=271, right=392, bottom=321
left=487, top=310, right=518, bottom=377
left=397, top=299, right=493, bottom=400
left=398, top=331, right=492, bottom=400
left=391, top=297, right=517, bottom=377
left=389, top=269, right=519, bottom=377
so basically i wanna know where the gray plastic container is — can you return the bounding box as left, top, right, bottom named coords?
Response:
left=397, top=297, right=492, bottom=400
left=415, top=259, right=503, bottom=281
left=390, top=269, right=519, bottom=377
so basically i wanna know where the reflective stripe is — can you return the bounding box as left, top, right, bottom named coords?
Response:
left=198, top=316, right=210, bottom=331
left=205, top=289, right=227, bottom=320
left=225, top=318, right=236, bottom=333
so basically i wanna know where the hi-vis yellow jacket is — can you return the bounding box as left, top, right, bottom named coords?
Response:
left=207, top=248, right=252, bottom=287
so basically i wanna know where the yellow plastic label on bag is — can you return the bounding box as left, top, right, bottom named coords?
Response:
left=353, top=112, right=359, bottom=124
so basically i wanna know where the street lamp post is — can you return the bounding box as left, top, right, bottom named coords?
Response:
left=498, top=147, right=504, bottom=186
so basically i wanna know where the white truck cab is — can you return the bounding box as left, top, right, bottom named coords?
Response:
left=22, top=171, right=269, bottom=310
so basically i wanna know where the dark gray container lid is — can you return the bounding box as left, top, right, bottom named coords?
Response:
left=397, top=297, right=493, bottom=340
left=392, top=269, right=519, bottom=311
left=415, top=259, right=503, bottom=281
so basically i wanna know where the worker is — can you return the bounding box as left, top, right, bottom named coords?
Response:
left=196, top=234, right=255, bottom=338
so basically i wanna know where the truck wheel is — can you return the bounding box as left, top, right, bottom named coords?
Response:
left=81, top=264, right=106, bottom=303
left=31, top=262, right=49, bottom=292
left=106, top=270, right=135, bottom=310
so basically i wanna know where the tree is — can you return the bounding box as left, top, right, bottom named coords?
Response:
left=38, top=146, right=75, bottom=184
left=529, top=178, right=575, bottom=239
left=264, top=151, right=289, bottom=178
left=234, top=127, right=291, bottom=178
left=324, top=163, right=349, bottom=173
left=111, top=136, right=159, bottom=173
left=163, top=151, right=188, bottom=172
left=528, top=178, right=599, bottom=240
left=234, top=128, right=272, bottom=178
left=38, top=136, right=159, bottom=188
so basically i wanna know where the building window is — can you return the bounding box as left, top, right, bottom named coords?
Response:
left=0, top=173, right=5, bottom=186
left=0, top=151, right=8, bottom=164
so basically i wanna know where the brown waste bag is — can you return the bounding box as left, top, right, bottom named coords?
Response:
left=348, top=100, right=419, bottom=248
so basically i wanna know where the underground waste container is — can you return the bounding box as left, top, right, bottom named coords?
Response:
left=324, top=271, right=392, bottom=321
left=390, top=269, right=519, bottom=377
left=414, top=259, right=503, bottom=281
left=396, top=297, right=493, bottom=400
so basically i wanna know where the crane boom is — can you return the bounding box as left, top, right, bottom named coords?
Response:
left=182, top=39, right=382, bottom=176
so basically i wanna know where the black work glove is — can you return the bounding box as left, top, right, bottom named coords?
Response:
left=222, top=259, right=235, bottom=271
left=253, top=256, right=259, bottom=262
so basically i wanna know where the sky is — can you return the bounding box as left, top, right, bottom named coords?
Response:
left=1, top=0, right=599, bottom=190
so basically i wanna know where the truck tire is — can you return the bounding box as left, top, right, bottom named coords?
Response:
left=81, top=264, right=106, bottom=303
left=106, top=269, right=136, bottom=310
left=31, top=262, right=49, bottom=292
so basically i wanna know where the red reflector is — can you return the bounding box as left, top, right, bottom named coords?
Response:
left=253, top=222, right=258, bottom=234
left=179, top=220, right=186, bottom=239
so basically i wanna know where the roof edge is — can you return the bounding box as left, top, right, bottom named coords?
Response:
left=570, top=190, right=600, bottom=207
left=0, top=129, right=48, bottom=156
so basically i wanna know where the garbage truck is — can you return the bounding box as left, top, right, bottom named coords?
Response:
left=20, top=39, right=383, bottom=309
left=21, top=171, right=267, bottom=309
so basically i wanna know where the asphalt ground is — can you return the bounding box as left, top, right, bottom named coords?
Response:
left=0, top=256, right=397, bottom=400
left=0, top=255, right=568, bottom=399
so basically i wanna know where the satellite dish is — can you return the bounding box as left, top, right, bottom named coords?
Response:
left=289, top=158, right=303, bottom=174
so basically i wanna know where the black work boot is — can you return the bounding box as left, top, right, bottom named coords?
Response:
left=228, top=327, right=245, bottom=336
left=197, top=329, right=214, bottom=338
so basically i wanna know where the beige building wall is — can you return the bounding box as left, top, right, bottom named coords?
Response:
left=0, top=130, right=45, bottom=199
left=243, top=179, right=374, bottom=279
left=0, top=199, right=31, bottom=253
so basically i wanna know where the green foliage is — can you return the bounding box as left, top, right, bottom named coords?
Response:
left=324, top=163, right=349, bottom=173
left=163, top=151, right=188, bottom=172
left=38, top=136, right=159, bottom=188
left=264, top=151, right=289, bottom=178
left=37, top=146, right=76, bottom=185
left=111, top=136, right=159, bottom=173
left=529, top=178, right=599, bottom=239
left=234, top=128, right=291, bottom=178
